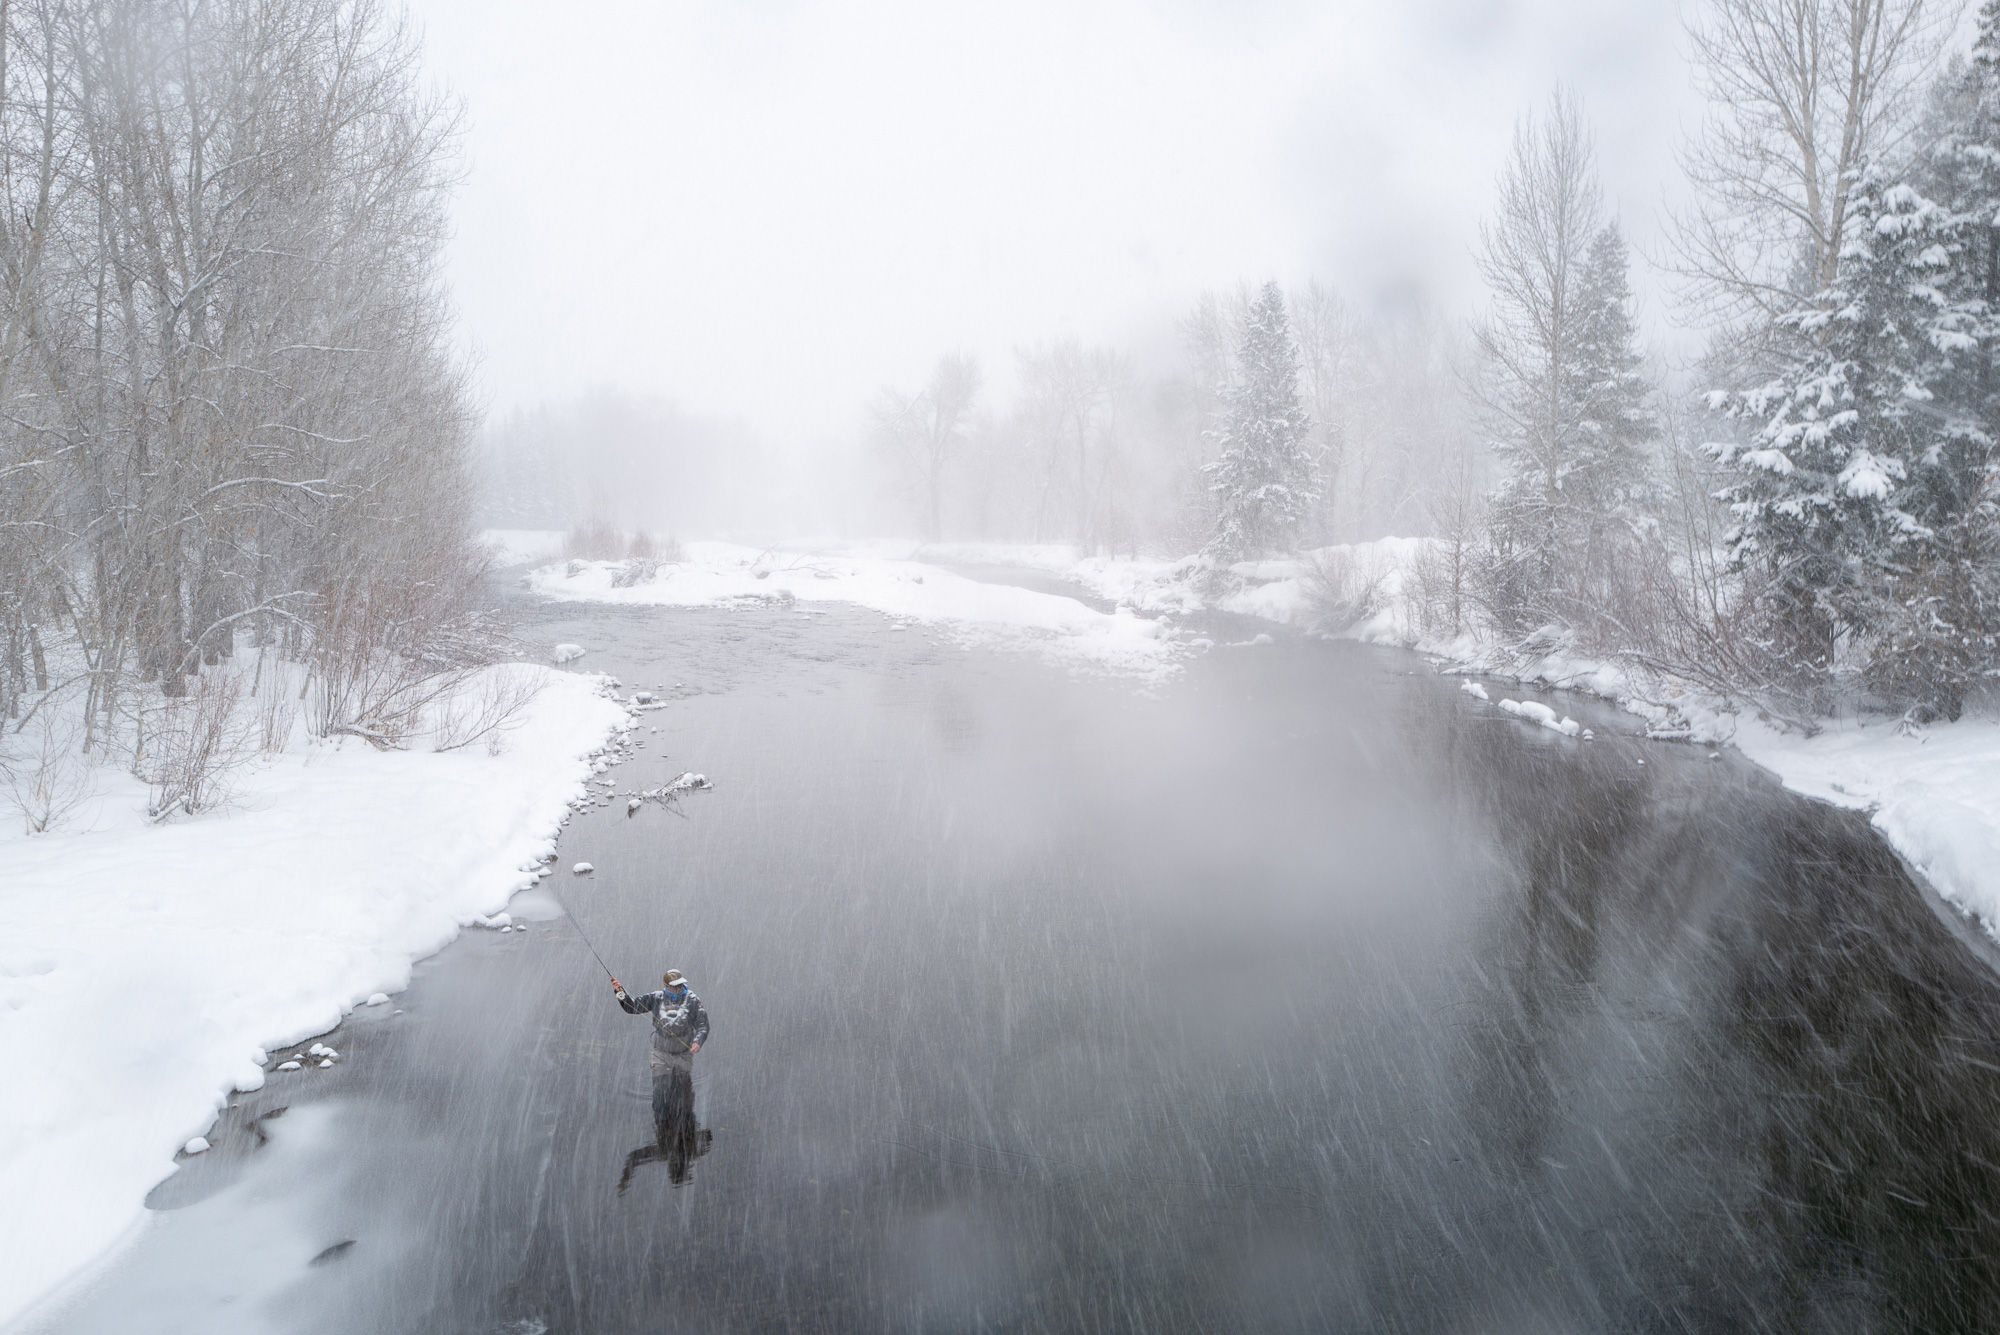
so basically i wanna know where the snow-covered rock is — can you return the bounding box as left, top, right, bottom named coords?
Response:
left=181, top=1137, right=209, bottom=1156
left=553, top=643, right=586, bottom=664
left=572, top=862, right=594, bottom=875
left=1499, top=699, right=1582, bottom=736
left=365, top=993, right=389, bottom=1007
left=1460, top=681, right=1489, bottom=701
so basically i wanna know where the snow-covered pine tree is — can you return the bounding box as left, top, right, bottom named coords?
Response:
left=1479, top=222, right=1658, bottom=637
left=1202, top=281, right=1319, bottom=560
left=1874, top=12, right=2000, bottom=717
left=1567, top=227, right=1659, bottom=521
left=1710, top=165, right=1985, bottom=714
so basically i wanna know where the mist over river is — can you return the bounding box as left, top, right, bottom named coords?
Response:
left=37, top=582, right=2000, bottom=1334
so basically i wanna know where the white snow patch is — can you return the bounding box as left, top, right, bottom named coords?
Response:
left=1498, top=699, right=1582, bottom=736
left=1731, top=714, right=2000, bottom=935
left=0, top=665, right=624, bottom=1326
left=523, top=541, right=1184, bottom=683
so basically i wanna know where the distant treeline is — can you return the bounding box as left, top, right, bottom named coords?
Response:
left=873, top=0, right=2000, bottom=726
left=476, top=391, right=768, bottom=537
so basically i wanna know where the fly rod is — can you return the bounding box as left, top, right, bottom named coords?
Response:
left=543, top=877, right=618, bottom=982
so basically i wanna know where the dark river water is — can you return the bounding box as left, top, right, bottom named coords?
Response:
left=30, top=583, right=2000, bottom=1333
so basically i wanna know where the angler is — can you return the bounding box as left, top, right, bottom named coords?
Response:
left=611, top=969, right=710, bottom=1135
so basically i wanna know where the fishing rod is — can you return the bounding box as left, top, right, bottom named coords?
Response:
left=543, top=877, right=619, bottom=983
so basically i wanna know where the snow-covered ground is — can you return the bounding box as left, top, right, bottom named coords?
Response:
left=0, top=665, right=626, bottom=1328
left=519, top=540, right=1186, bottom=682
left=913, top=537, right=2000, bottom=947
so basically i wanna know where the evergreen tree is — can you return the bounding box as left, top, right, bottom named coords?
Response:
left=1481, top=223, right=1658, bottom=635
left=1568, top=228, right=1659, bottom=516
left=1711, top=165, right=1990, bottom=713
left=1203, top=281, right=1318, bottom=559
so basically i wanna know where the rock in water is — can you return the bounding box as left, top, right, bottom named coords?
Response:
left=553, top=643, right=586, bottom=664
left=183, top=1136, right=210, bottom=1155
left=573, top=862, right=594, bottom=875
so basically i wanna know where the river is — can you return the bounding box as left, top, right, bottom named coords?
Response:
left=30, top=580, right=2000, bottom=1333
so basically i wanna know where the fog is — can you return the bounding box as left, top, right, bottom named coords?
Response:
left=411, top=0, right=1701, bottom=501
left=17, top=2, right=2000, bottom=1328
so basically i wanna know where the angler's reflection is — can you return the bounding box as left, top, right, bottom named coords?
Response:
left=618, top=1072, right=714, bottom=1191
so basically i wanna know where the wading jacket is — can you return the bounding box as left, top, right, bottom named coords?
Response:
left=619, top=987, right=710, bottom=1055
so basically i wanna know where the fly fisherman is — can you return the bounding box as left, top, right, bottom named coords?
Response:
left=611, top=969, right=710, bottom=1136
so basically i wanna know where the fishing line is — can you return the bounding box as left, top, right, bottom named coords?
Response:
left=544, top=878, right=618, bottom=981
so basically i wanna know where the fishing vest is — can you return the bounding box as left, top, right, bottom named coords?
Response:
left=653, top=992, right=696, bottom=1052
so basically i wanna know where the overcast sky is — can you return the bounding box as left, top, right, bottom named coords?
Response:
left=404, top=0, right=1705, bottom=444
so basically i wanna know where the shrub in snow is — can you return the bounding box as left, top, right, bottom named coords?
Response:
left=610, top=559, right=661, bottom=589
left=1303, top=547, right=1389, bottom=632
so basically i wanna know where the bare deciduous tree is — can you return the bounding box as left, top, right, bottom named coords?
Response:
left=1015, top=340, right=1126, bottom=548
left=0, top=0, right=491, bottom=809
left=870, top=353, right=981, bottom=542
left=1673, top=0, right=1958, bottom=328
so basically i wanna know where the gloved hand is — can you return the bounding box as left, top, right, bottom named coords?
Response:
left=609, top=976, right=624, bottom=995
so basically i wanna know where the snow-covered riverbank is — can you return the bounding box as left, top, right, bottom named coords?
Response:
left=0, top=665, right=626, bottom=1328
left=517, top=539, right=1186, bottom=682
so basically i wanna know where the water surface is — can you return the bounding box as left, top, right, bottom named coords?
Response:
left=33, top=592, right=2000, bottom=1333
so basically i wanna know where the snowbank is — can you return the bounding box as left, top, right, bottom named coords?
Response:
left=1731, top=716, right=2000, bottom=932
left=0, top=665, right=626, bottom=1327
left=931, top=538, right=2000, bottom=948
left=522, top=541, right=1186, bottom=682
